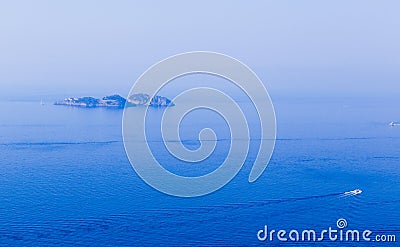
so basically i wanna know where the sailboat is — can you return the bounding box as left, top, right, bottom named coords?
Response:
left=40, top=99, right=45, bottom=105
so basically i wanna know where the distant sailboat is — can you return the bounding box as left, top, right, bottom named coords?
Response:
left=40, top=99, right=45, bottom=105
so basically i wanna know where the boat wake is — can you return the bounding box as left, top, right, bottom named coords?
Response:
left=136, top=189, right=364, bottom=214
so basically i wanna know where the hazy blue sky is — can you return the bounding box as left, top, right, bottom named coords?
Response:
left=0, top=0, right=399, bottom=99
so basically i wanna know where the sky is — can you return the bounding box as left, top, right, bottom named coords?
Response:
left=0, top=0, right=399, bottom=100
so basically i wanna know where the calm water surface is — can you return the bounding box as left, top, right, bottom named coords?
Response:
left=0, top=97, right=399, bottom=246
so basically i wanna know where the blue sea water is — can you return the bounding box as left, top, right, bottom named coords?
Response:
left=0, top=97, right=399, bottom=246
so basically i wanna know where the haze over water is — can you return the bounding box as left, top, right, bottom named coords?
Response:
left=1, top=1, right=400, bottom=245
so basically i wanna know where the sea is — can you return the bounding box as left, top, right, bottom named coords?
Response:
left=0, top=96, right=399, bottom=246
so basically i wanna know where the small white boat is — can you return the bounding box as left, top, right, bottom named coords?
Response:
left=344, top=189, right=362, bottom=195
left=351, top=189, right=362, bottom=195
left=389, top=122, right=400, bottom=126
left=40, top=99, right=45, bottom=105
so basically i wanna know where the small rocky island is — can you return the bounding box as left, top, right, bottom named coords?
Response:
left=55, top=94, right=174, bottom=108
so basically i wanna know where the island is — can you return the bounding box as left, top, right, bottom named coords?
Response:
left=54, top=94, right=174, bottom=108
left=127, top=93, right=175, bottom=107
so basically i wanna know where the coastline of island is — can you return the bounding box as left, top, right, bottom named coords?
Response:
left=54, top=93, right=174, bottom=108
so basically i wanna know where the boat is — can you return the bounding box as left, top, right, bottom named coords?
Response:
left=350, top=189, right=362, bottom=195
left=344, top=189, right=362, bottom=195
left=389, top=121, right=400, bottom=126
